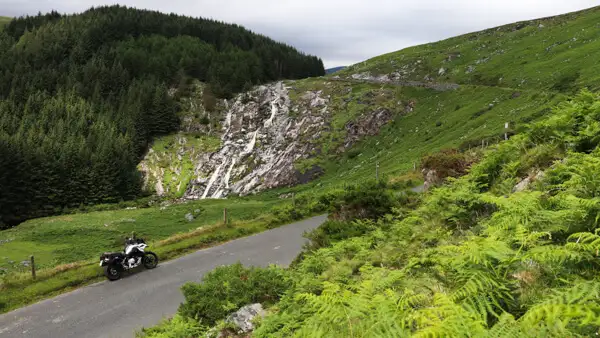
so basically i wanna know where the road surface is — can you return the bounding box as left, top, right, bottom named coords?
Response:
left=0, top=215, right=328, bottom=338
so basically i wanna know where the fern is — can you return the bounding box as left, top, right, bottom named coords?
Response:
left=451, top=269, right=514, bottom=320
left=567, top=232, right=600, bottom=253
left=520, top=281, right=600, bottom=330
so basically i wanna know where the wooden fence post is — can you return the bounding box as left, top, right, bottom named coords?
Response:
left=223, top=208, right=228, bottom=225
left=30, top=255, right=36, bottom=280
left=376, top=162, right=380, bottom=181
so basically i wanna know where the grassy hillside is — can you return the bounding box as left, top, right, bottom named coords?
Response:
left=0, top=198, right=275, bottom=274
left=271, top=6, right=600, bottom=195
left=281, top=79, right=564, bottom=192
left=141, top=90, right=600, bottom=338
left=136, top=6, right=600, bottom=200
left=341, top=6, right=600, bottom=92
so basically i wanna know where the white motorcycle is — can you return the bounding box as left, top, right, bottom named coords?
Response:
left=99, top=237, right=158, bottom=281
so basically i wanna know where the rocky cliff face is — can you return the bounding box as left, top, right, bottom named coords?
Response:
left=140, top=78, right=403, bottom=199
left=183, top=81, right=330, bottom=199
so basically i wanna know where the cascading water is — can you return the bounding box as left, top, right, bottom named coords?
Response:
left=183, top=81, right=329, bottom=200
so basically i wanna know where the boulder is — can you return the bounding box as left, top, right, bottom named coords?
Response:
left=226, top=303, right=265, bottom=333
left=422, top=169, right=441, bottom=191
left=512, top=170, right=545, bottom=193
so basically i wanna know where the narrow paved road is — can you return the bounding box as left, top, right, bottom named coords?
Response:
left=0, top=215, right=327, bottom=338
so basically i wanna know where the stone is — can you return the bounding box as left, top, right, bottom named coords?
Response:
left=512, top=170, right=545, bottom=193
left=512, top=177, right=532, bottom=193
left=185, top=213, right=194, bottom=222
left=21, top=260, right=30, bottom=267
left=438, top=67, right=446, bottom=76
left=226, top=303, right=266, bottom=333
left=422, top=169, right=440, bottom=191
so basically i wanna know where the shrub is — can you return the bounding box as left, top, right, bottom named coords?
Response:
left=330, top=180, right=397, bottom=221
left=304, top=219, right=378, bottom=251
left=199, top=115, right=210, bottom=125
left=421, top=148, right=474, bottom=180
left=269, top=204, right=306, bottom=227
left=137, top=314, right=207, bottom=338
left=179, top=263, right=290, bottom=325
left=551, top=70, right=580, bottom=93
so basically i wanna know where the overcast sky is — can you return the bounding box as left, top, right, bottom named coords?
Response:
left=1, top=1, right=598, bottom=68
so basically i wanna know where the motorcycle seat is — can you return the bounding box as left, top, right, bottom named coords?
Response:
left=101, top=252, right=124, bottom=259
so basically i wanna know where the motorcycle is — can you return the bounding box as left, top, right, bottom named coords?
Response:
left=99, top=237, right=158, bottom=281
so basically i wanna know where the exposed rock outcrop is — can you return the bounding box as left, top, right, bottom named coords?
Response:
left=422, top=169, right=441, bottom=191
left=225, top=303, right=265, bottom=333
left=341, top=108, right=393, bottom=151
left=341, top=72, right=460, bottom=91
left=142, top=79, right=408, bottom=200
left=184, top=82, right=329, bottom=199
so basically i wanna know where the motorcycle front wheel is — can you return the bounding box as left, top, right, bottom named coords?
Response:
left=143, top=252, right=159, bottom=269
left=103, top=264, right=122, bottom=281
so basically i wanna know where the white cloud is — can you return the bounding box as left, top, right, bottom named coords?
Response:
left=1, top=0, right=598, bottom=68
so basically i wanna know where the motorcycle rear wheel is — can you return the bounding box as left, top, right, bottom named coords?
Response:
left=103, top=264, right=122, bottom=281
left=143, top=252, right=158, bottom=269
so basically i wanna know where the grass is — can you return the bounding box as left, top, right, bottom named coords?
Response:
left=275, top=6, right=600, bottom=196
left=339, top=6, right=600, bottom=92
left=0, top=197, right=276, bottom=275
left=277, top=78, right=565, bottom=197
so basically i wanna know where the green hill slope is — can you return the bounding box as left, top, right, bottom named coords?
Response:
left=340, top=6, right=600, bottom=92
left=136, top=6, right=600, bottom=200
left=141, top=90, right=600, bottom=337
left=276, top=6, right=600, bottom=192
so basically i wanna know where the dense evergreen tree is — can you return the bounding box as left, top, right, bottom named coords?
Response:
left=0, top=5, right=324, bottom=228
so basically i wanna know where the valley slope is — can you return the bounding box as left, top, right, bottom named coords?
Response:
left=142, top=5, right=600, bottom=199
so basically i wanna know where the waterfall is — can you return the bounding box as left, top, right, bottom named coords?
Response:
left=202, top=163, right=224, bottom=199
left=224, top=158, right=236, bottom=189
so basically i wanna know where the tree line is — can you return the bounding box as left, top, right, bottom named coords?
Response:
left=0, top=5, right=324, bottom=228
